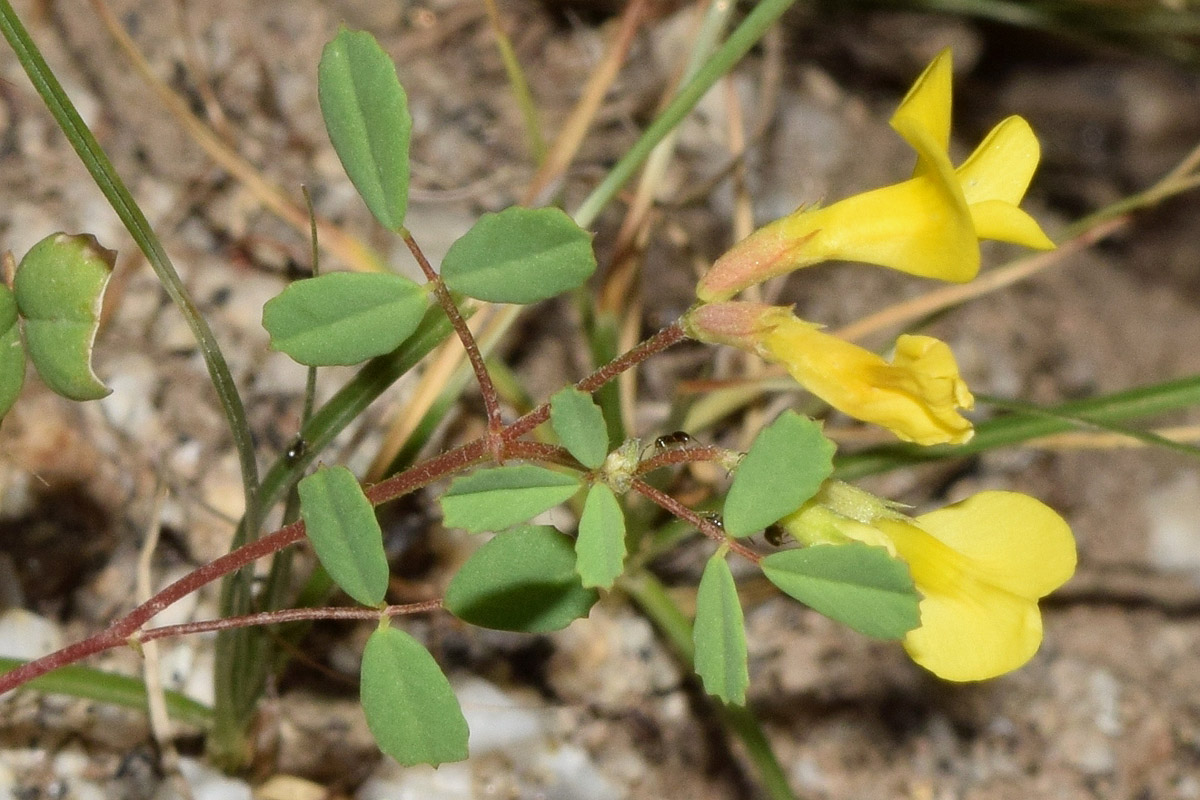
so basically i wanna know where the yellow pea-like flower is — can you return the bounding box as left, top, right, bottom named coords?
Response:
left=684, top=302, right=974, bottom=446
left=784, top=490, right=1077, bottom=682
left=697, top=49, right=1054, bottom=303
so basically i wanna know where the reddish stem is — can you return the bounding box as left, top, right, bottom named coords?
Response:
left=0, top=321, right=689, bottom=694
left=402, top=229, right=505, bottom=454
left=503, top=320, right=687, bottom=442
left=631, top=479, right=761, bottom=564
left=0, top=523, right=306, bottom=693
left=634, top=444, right=730, bottom=475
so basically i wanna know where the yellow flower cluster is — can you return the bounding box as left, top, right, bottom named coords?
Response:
left=688, top=52, right=1076, bottom=681
left=688, top=49, right=1054, bottom=447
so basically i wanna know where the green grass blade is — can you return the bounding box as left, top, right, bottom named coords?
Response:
left=571, top=0, right=798, bottom=229
left=834, top=375, right=1200, bottom=480
left=0, top=657, right=213, bottom=729
left=976, top=393, right=1200, bottom=461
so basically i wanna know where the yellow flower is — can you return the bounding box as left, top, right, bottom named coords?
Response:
left=784, top=489, right=1077, bottom=682
left=697, top=49, right=1054, bottom=303
left=684, top=302, right=974, bottom=445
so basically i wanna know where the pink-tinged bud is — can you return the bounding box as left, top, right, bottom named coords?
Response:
left=696, top=225, right=819, bottom=303
left=682, top=301, right=793, bottom=350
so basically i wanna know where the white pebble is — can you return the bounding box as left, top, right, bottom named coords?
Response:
left=456, top=676, right=543, bottom=758
left=0, top=609, right=62, bottom=661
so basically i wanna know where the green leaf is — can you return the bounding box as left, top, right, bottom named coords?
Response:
left=694, top=553, right=748, bottom=705
left=297, top=465, right=389, bottom=606
left=444, top=525, right=598, bottom=632
left=318, top=27, right=412, bottom=231
left=724, top=412, right=835, bottom=538
left=761, top=543, right=921, bottom=640
left=576, top=484, right=626, bottom=589
left=263, top=272, right=430, bottom=366
left=0, top=284, right=25, bottom=420
left=440, top=207, right=597, bottom=304
left=440, top=465, right=581, bottom=533
left=550, top=387, right=608, bottom=468
left=14, top=232, right=114, bottom=401
left=360, top=626, right=469, bottom=766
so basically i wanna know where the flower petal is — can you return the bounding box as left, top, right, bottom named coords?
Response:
left=761, top=320, right=974, bottom=445
left=891, top=48, right=953, bottom=171
left=902, top=577, right=1044, bottom=682
left=784, top=170, right=979, bottom=283
left=957, top=116, right=1040, bottom=206
left=876, top=518, right=1047, bottom=681
left=969, top=200, right=1055, bottom=249
left=914, top=491, right=1077, bottom=599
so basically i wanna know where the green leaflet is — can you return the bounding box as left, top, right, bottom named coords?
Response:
left=575, top=484, right=626, bottom=589
left=14, top=232, right=114, bottom=401
left=694, top=553, right=748, bottom=705
left=440, top=207, right=596, bottom=304
left=360, top=626, right=469, bottom=766
left=762, top=543, right=921, bottom=640
left=440, top=465, right=581, bottom=533
left=549, top=387, right=608, bottom=469
left=444, top=525, right=598, bottom=632
left=0, top=284, right=24, bottom=420
left=724, top=412, right=834, bottom=538
left=262, top=272, right=430, bottom=366
left=318, top=28, right=412, bottom=231
left=297, top=465, right=389, bottom=606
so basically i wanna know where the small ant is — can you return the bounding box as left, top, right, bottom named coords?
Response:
left=285, top=435, right=307, bottom=463
left=654, top=430, right=695, bottom=451
left=764, top=523, right=788, bottom=547
left=699, top=511, right=724, bottom=531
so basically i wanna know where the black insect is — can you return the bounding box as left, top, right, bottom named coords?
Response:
left=654, top=431, right=695, bottom=451
left=285, top=435, right=307, bottom=463
left=764, top=523, right=788, bottom=547
left=699, top=511, right=724, bottom=531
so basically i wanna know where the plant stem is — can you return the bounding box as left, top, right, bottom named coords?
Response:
left=504, top=320, right=688, bottom=441
left=0, top=523, right=305, bottom=695
left=635, top=444, right=732, bottom=475
left=0, top=323, right=688, bottom=695
left=401, top=230, right=505, bottom=442
left=632, top=479, right=761, bottom=564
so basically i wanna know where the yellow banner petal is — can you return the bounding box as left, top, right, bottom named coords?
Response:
left=914, top=491, right=1077, bottom=599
